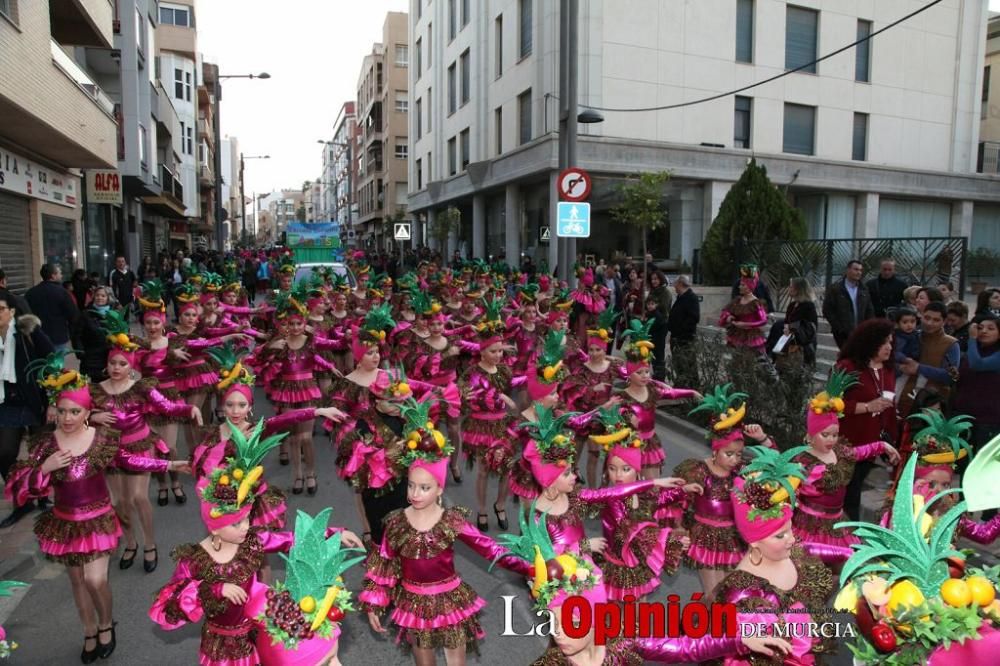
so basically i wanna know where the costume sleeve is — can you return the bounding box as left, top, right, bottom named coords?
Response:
left=201, top=321, right=242, bottom=337
left=851, top=440, right=889, bottom=463
left=958, top=514, right=1000, bottom=545
left=631, top=636, right=746, bottom=663
left=312, top=334, right=342, bottom=351
left=457, top=521, right=535, bottom=576
left=264, top=409, right=317, bottom=434
left=800, top=542, right=853, bottom=567
left=746, top=302, right=768, bottom=327
left=718, top=305, right=733, bottom=327
left=968, top=339, right=1000, bottom=372
left=146, top=385, right=195, bottom=420
left=579, top=480, right=655, bottom=506
left=358, top=535, right=399, bottom=612
left=184, top=336, right=226, bottom=351
left=149, top=556, right=222, bottom=629
left=258, top=529, right=295, bottom=553
left=2, top=438, right=55, bottom=506
left=651, top=380, right=697, bottom=401
left=115, top=446, right=170, bottom=473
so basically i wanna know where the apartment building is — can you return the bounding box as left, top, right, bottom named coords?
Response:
left=197, top=60, right=220, bottom=250
left=221, top=137, right=241, bottom=244
left=257, top=190, right=305, bottom=244
left=408, top=0, right=998, bottom=269
left=319, top=101, right=358, bottom=242
left=355, top=12, right=410, bottom=251
left=0, top=0, right=117, bottom=290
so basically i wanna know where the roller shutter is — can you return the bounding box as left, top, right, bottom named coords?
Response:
left=0, top=192, right=31, bottom=292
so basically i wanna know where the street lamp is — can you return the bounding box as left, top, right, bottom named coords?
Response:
left=240, top=154, right=269, bottom=246
left=212, top=71, right=270, bottom=253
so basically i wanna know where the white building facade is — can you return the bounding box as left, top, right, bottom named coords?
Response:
left=408, top=0, right=999, bottom=269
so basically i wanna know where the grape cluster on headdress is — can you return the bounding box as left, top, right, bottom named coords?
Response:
left=201, top=420, right=288, bottom=519
left=398, top=397, right=453, bottom=467
left=736, top=445, right=809, bottom=520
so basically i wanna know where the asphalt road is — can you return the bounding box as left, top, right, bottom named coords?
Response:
left=0, top=387, right=856, bottom=665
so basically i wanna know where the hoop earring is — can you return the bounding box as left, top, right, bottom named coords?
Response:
left=749, top=546, right=763, bottom=566
left=212, top=535, right=222, bottom=552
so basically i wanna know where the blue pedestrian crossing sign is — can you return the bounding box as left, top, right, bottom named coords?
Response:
left=556, top=202, right=590, bottom=238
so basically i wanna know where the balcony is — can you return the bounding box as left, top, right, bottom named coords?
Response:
left=978, top=142, right=1000, bottom=175
left=199, top=163, right=215, bottom=187
left=141, top=165, right=187, bottom=217
left=50, top=0, right=114, bottom=49
left=51, top=40, right=115, bottom=115
left=198, top=119, right=214, bottom=147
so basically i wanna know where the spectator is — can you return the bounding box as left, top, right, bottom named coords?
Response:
left=242, top=257, right=258, bottom=304
left=602, top=265, right=623, bottom=316
left=902, top=285, right=921, bottom=309
left=647, top=270, right=673, bottom=380
left=823, top=259, right=875, bottom=349
left=914, top=286, right=944, bottom=319
left=975, top=288, right=1000, bottom=318
left=897, top=301, right=959, bottom=417
left=890, top=307, right=921, bottom=399
left=835, top=318, right=897, bottom=520
left=768, top=277, right=818, bottom=369
left=24, top=264, right=78, bottom=352
left=954, top=314, right=1000, bottom=517
left=667, top=275, right=700, bottom=387
left=108, top=255, right=137, bottom=320
left=0, top=270, right=30, bottom=316
left=73, top=286, right=113, bottom=381
left=866, top=258, right=908, bottom=317
left=70, top=268, right=93, bottom=311
left=0, top=291, right=54, bottom=528
left=938, top=281, right=957, bottom=304
left=945, top=301, right=971, bottom=352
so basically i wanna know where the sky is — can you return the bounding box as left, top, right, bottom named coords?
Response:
left=198, top=0, right=408, bottom=199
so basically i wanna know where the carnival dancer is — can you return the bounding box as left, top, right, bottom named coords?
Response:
left=91, top=310, right=203, bottom=574
left=673, top=385, right=773, bottom=597
left=594, top=406, right=701, bottom=601
left=301, top=277, right=343, bottom=396
left=707, top=447, right=837, bottom=666
left=250, top=291, right=339, bottom=496
left=5, top=352, right=189, bottom=663
left=540, top=294, right=587, bottom=372
left=563, top=305, right=624, bottom=487
left=136, top=280, right=190, bottom=506
left=504, top=286, right=544, bottom=384
left=569, top=266, right=609, bottom=346
left=619, top=318, right=701, bottom=478
left=324, top=275, right=355, bottom=375
left=360, top=399, right=534, bottom=665
left=489, top=505, right=791, bottom=665
left=245, top=508, right=366, bottom=665
left=792, top=370, right=899, bottom=569
left=387, top=287, right=428, bottom=367
left=719, top=264, right=770, bottom=356
left=348, top=260, right=372, bottom=315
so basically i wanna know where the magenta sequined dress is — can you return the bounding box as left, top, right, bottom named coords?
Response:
left=166, top=329, right=225, bottom=395
left=405, top=335, right=462, bottom=419
left=250, top=334, right=338, bottom=409
left=4, top=428, right=169, bottom=566
left=358, top=507, right=532, bottom=651
left=90, top=378, right=192, bottom=465
left=600, top=485, right=688, bottom=599
left=561, top=358, right=626, bottom=443
left=504, top=319, right=544, bottom=377
left=460, top=364, right=523, bottom=475
left=672, top=459, right=744, bottom=570
left=719, top=298, right=768, bottom=350
left=619, top=382, right=698, bottom=471
left=531, top=635, right=749, bottom=665
left=149, top=528, right=293, bottom=666
left=137, top=340, right=186, bottom=424
left=307, top=314, right=342, bottom=380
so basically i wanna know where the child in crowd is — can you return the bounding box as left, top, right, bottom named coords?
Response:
left=893, top=306, right=921, bottom=399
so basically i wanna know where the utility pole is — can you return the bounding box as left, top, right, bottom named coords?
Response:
left=553, top=0, right=579, bottom=282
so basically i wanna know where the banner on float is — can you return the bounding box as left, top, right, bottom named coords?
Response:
left=285, top=222, right=341, bottom=249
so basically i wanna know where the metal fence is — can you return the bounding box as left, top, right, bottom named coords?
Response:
left=735, top=237, right=968, bottom=313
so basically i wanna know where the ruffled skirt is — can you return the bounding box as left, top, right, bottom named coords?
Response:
left=603, top=524, right=676, bottom=600
left=200, top=621, right=257, bottom=666
left=250, top=487, right=286, bottom=530
left=174, top=361, right=219, bottom=395
left=640, top=433, right=665, bottom=470
left=35, top=507, right=121, bottom=566
left=461, top=416, right=515, bottom=476
left=683, top=519, right=744, bottom=570
left=792, top=509, right=859, bottom=548
left=389, top=579, right=486, bottom=651
left=266, top=379, right=322, bottom=409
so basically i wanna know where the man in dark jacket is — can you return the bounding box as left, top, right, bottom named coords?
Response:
left=823, top=259, right=875, bottom=349
left=24, top=264, right=78, bottom=351
left=109, top=255, right=137, bottom=320
left=667, top=275, right=701, bottom=386
left=866, top=258, right=908, bottom=317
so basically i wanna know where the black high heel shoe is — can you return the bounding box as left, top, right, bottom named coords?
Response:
left=306, top=474, right=317, bottom=496
left=171, top=485, right=187, bottom=505
left=493, top=503, right=509, bottom=531
left=96, top=622, right=116, bottom=659
left=292, top=478, right=304, bottom=495
left=81, top=634, right=98, bottom=664
left=450, top=465, right=463, bottom=485
left=143, top=546, right=158, bottom=573
left=118, top=545, right=137, bottom=570
left=156, top=489, right=169, bottom=507
left=477, top=513, right=489, bottom=532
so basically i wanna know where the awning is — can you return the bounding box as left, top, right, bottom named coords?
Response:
left=141, top=195, right=187, bottom=218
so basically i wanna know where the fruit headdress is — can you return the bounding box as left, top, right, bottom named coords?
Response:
left=222, top=269, right=243, bottom=294
left=474, top=295, right=507, bottom=348
left=199, top=419, right=287, bottom=529
left=909, top=410, right=974, bottom=468
left=173, top=281, right=200, bottom=310
left=621, top=318, right=655, bottom=374
left=731, top=445, right=808, bottom=542
left=27, top=350, right=90, bottom=407
left=101, top=309, right=140, bottom=363
left=0, top=580, right=26, bottom=658
left=833, top=451, right=1000, bottom=664
left=739, top=263, right=760, bottom=291
left=200, top=271, right=224, bottom=293
left=351, top=303, right=396, bottom=360
left=520, top=405, right=580, bottom=489
left=586, top=304, right=618, bottom=348
left=257, top=508, right=365, bottom=650
left=589, top=405, right=644, bottom=471
left=276, top=254, right=297, bottom=275
left=490, top=500, right=601, bottom=611
left=398, top=397, right=453, bottom=487
left=526, top=330, right=567, bottom=400
left=688, top=383, right=750, bottom=449
left=410, top=287, right=443, bottom=319
left=807, top=369, right=859, bottom=436
left=329, top=272, right=350, bottom=293
left=273, top=285, right=309, bottom=320
left=206, top=342, right=254, bottom=399
left=137, top=279, right=167, bottom=313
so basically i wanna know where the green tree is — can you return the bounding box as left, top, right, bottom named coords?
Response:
left=702, top=158, right=807, bottom=285
left=431, top=205, right=461, bottom=251
left=611, top=171, right=671, bottom=301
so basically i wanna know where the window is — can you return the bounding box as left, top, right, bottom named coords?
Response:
left=416, top=159, right=423, bottom=189
left=185, top=71, right=192, bottom=101
left=416, top=37, right=422, bottom=78
left=734, top=96, right=752, bottom=148
left=0, top=0, right=14, bottom=23
left=462, top=0, right=470, bottom=27
left=427, top=153, right=432, bottom=181
left=736, top=0, right=753, bottom=63
left=448, top=137, right=457, bottom=175
left=495, top=15, right=503, bottom=78
left=852, top=112, right=868, bottom=161
left=136, top=8, right=146, bottom=54
left=785, top=6, right=818, bottom=73
left=518, top=89, right=532, bottom=145
left=460, top=49, right=470, bottom=105
left=395, top=90, right=408, bottom=113
left=159, top=3, right=190, bottom=27
left=856, top=20, right=872, bottom=82
left=395, top=139, right=408, bottom=159
left=395, top=44, right=408, bottom=66
left=416, top=0, right=421, bottom=19
left=416, top=98, right=423, bottom=139
left=460, top=128, right=470, bottom=169
left=174, top=68, right=184, bottom=99
left=139, top=124, right=148, bottom=165
left=782, top=103, right=815, bottom=155
left=519, top=0, right=532, bottom=58
left=495, top=106, right=503, bottom=154
left=448, top=63, right=457, bottom=114
left=983, top=66, right=991, bottom=120
left=427, top=23, right=432, bottom=68
left=448, top=0, right=456, bottom=40
left=427, top=87, right=432, bottom=132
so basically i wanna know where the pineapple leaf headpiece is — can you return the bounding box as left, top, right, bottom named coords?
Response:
left=409, top=287, right=441, bottom=317
left=517, top=283, right=540, bottom=305
left=587, top=304, right=618, bottom=339
left=273, top=290, right=308, bottom=319
left=621, top=318, right=655, bottom=362
left=202, top=420, right=289, bottom=514
left=739, top=445, right=809, bottom=514
left=688, top=383, right=749, bottom=434
left=137, top=279, right=167, bottom=310
left=26, top=350, right=88, bottom=402
left=277, top=254, right=297, bottom=274
left=205, top=342, right=254, bottom=391
left=173, top=281, right=200, bottom=303
left=739, top=263, right=759, bottom=279
left=808, top=369, right=858, bottom=416
left=475, top=295, right=506, bottom=337
left=330, top=272, right=349, bottom=292
left=101, top=309, right=139, bottom=352
left=589, top=405, right=635, bottom=453
left=520, top=404, right=579, bottom=464
left=908, top=410, right=974, bottom=465
left=534, top=330, right=567, bottom=385
left=398, top=397, right=453, bottom=466
left=200, top=271, right=224, bottom=292
left=362, top=303, right=397, bottom=335
left=0, top=580, right=27, bottom=598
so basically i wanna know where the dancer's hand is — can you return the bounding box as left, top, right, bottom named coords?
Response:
left=653, top=477, right=687, bottom=488
left=743, top=424, right=768, bottom=442
left=741, top=635, right=792, bottom=658
left=690, top=391, right=704, bottom=402
left=338, top=530, right=365, bottom=549
left=600, top=396, right=622, bottom=409
left=221, top=583, right=248, bottom=605
left=190, top=406, right=203, bottom=426
left=169, top=461, right=193, bottom=475
left=683, top=482, right=704, bottom=495
left=368, top=611, right=387, bottom=634
left=90, top=411, right=117, bottom=426
left=882, top=443, right=901, bottom=465
left=587, top=537, right=607, bottom=554
left=317, top=407, right=347, bottom=422
left=501, top=395, right=517, bottom=411
left=171, top=349, right=191, bottom=362
left=41, top=449, right=73, bottom=474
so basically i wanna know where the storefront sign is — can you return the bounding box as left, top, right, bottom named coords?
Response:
left=85, top=170, right=122, bottom=205
left=0, top=147, right=77, bottom=208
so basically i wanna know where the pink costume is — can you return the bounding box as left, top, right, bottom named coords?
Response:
left=719, top=298, right=768, bottom=350
left=149, top=528, right=294, bottom=666
left=249, top=333, right=339, bottom=409
left=504, top=318, right=544, bottom=377
left=307, top=314, right=344, bottom=381
left=166, top=329, right=226, bottom=396
left=4, top=428, right=169, bottom=565
left=531, top=635, right=751, bottom=665
left=459, top=364, right=525, bottom=475
left=90, top=378, right=193, bottom=464
left=404, top=335, right=462, bottom=420
left=561, top=357, right=625, bottom=442
left=619, top=381, right=698, bottom=471
left=137, top=339, right=186, bottom=424
left=358, top=507, right=532, bottom=650
left=671, top=459, right=744, bottom=570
